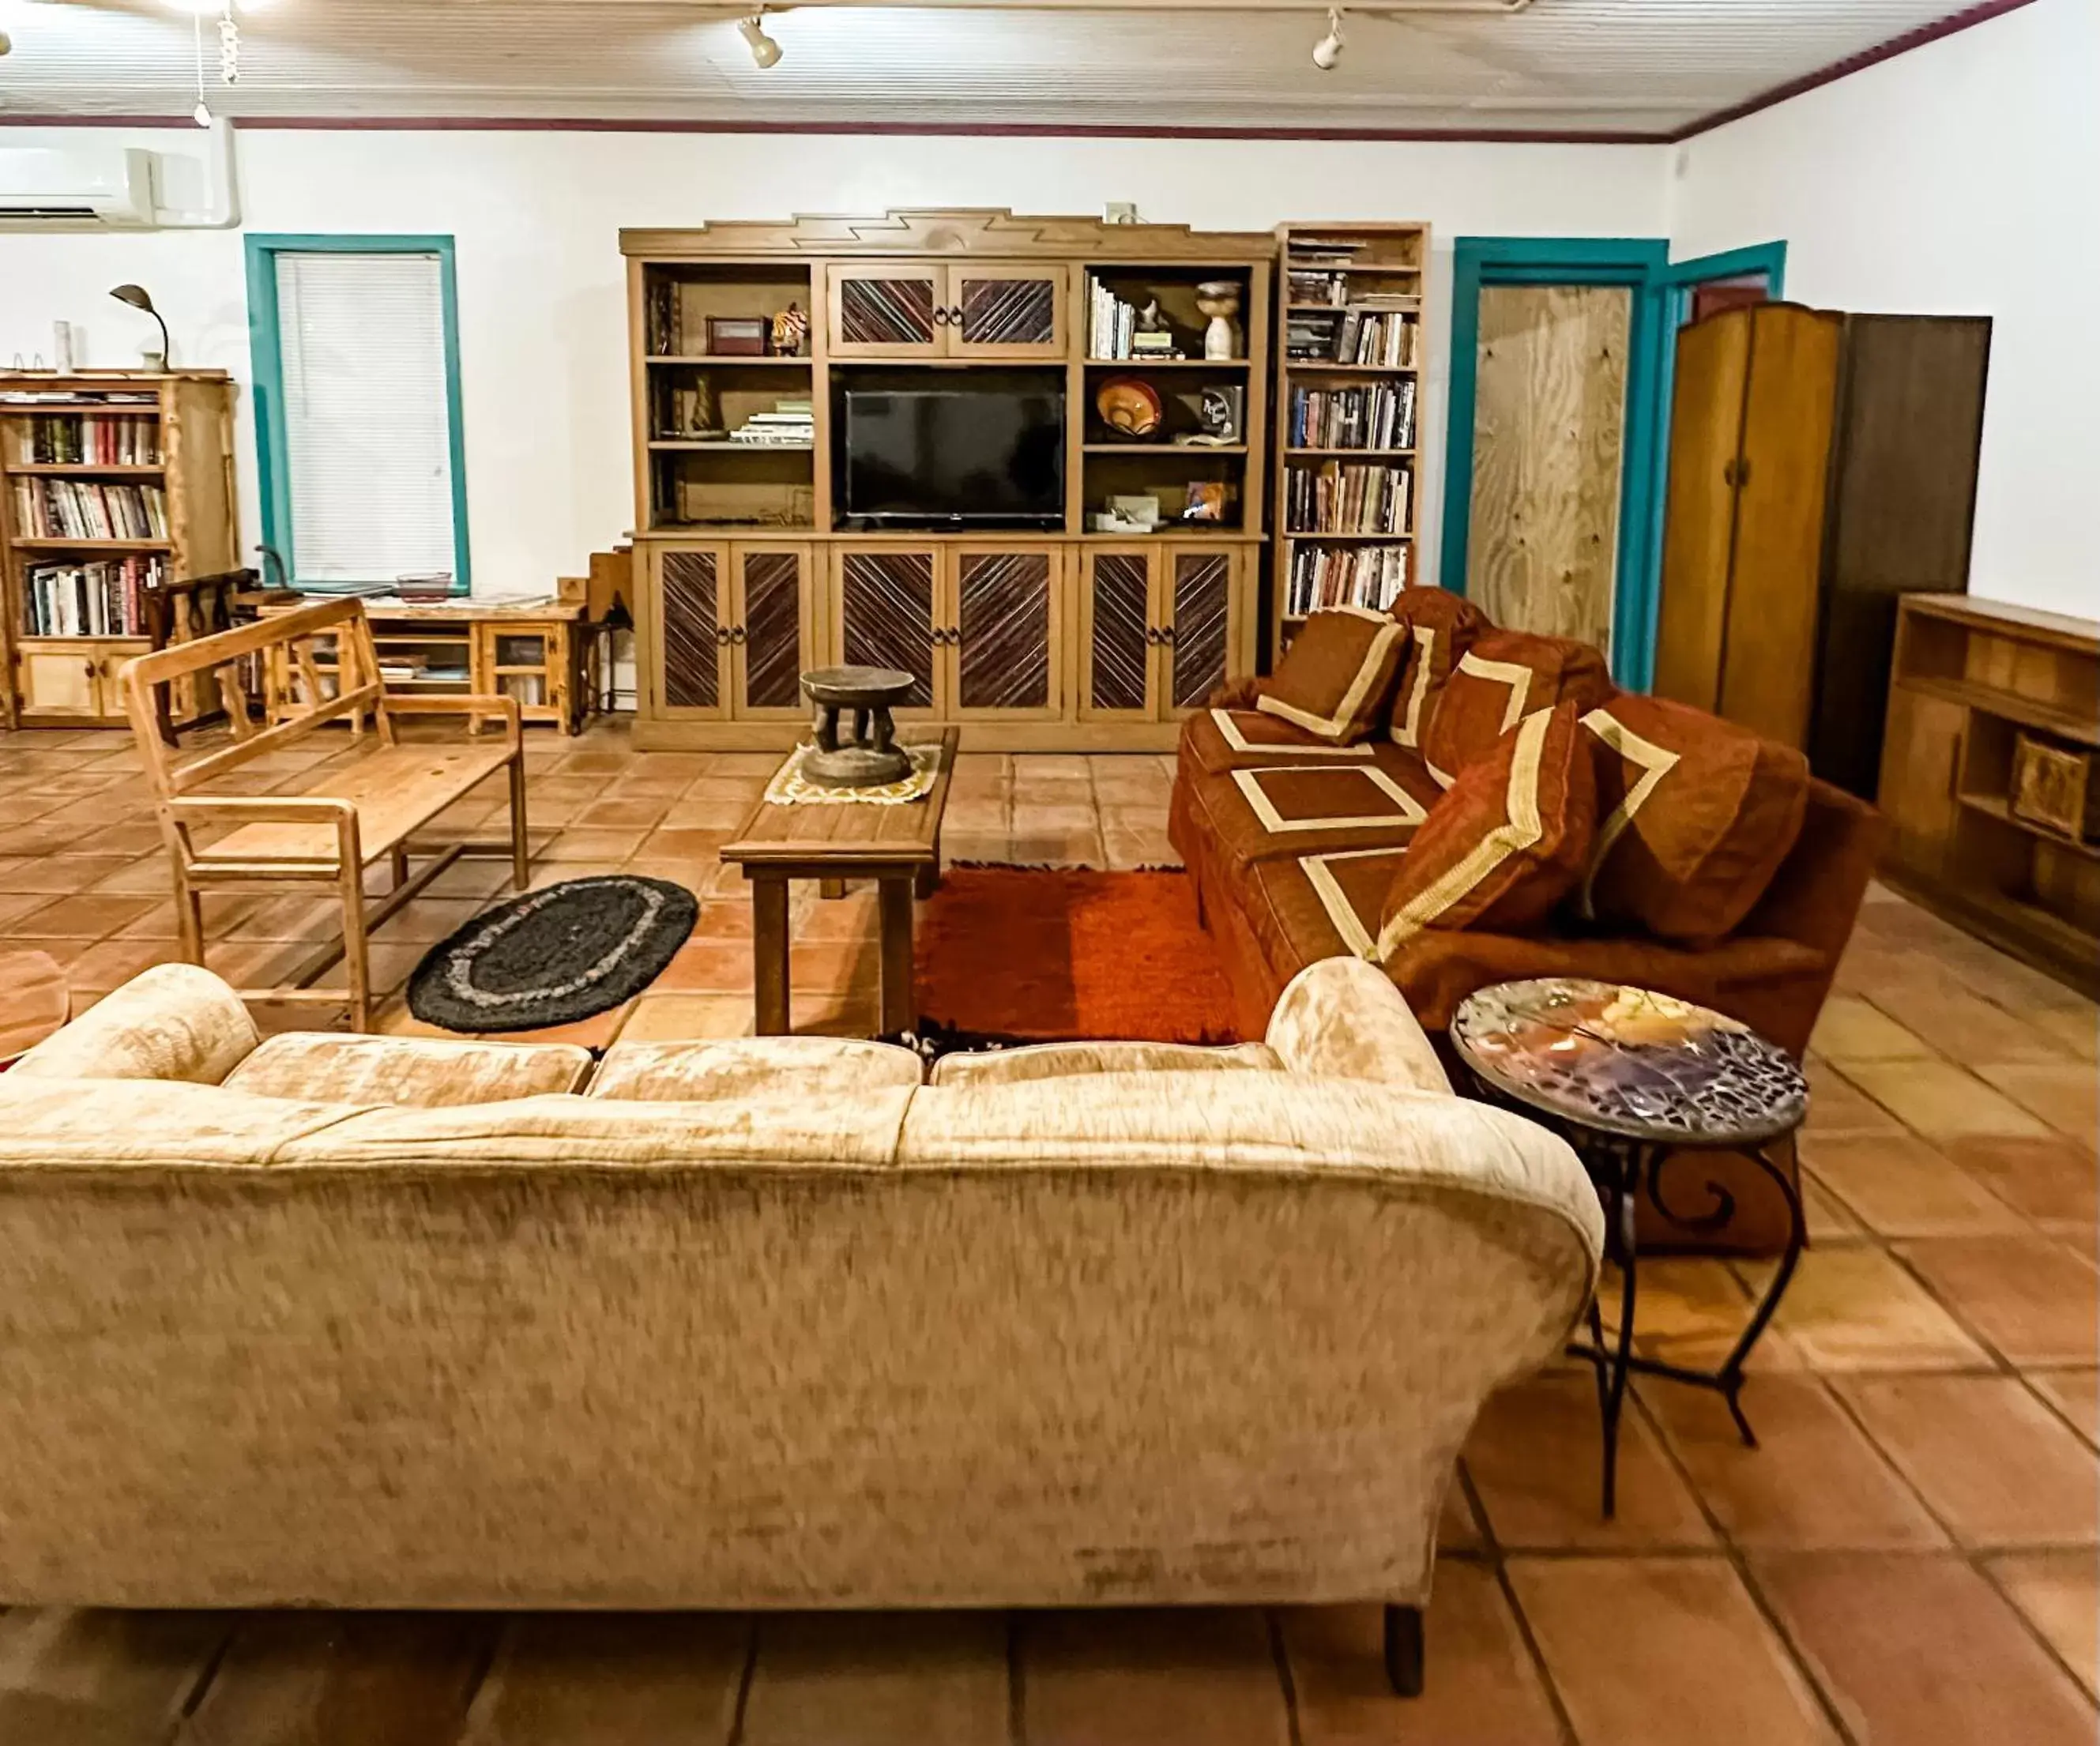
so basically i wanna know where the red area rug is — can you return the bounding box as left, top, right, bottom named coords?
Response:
left=913, top=867, right=1242, bottom=1044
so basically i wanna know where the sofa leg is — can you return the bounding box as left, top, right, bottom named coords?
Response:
left=1384, top=1605, right=1424, bottom=1697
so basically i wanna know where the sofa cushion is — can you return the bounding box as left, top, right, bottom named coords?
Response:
left=1243, top=846, right=1412, bottom=969
left=1255, top=607, right=1409, bottom=743
left=1578, top=695, right=1811, bottom=947
left=1421, top=631, right=1616, bottom=786
left=929, top=1040, right=1280, bottom=1088
left=1383, top=587, right=1489, bottom=750
left=588, top=1036, right=924, bottom=1101
left=1181, top=758, right=1436, bottom=874
left=0, top=1076, right=368, bottom=1166
left=1379, top=704, right=1597, bottom=954
left=1183, top=706, right=1378, bottom=776
left=225, top=1033, right=592, bottom=1108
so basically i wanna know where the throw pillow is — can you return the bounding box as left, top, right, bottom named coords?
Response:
left=1383, top=586, right=1490, bottom=751
left=1421, top=630, right=1616, bottom=786
left=1376, top=702, right=1596, bottom=954
left=1578, top=694, right=1811, bottom=947
left=1255, top=605, right=1408, bottom=743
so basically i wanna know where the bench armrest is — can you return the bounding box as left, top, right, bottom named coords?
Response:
left=386, top=692, right=525, bottom=752
left=168, top=795, right=362, bottom=871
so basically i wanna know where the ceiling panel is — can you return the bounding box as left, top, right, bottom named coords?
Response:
left=0, top=0, right=1999, bottom=134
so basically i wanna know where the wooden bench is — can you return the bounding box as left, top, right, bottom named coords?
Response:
left=120, top=596, right=529, bottom=1032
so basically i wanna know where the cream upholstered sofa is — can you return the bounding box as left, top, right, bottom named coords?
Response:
left=0, top=958, right=1601, bottom=1694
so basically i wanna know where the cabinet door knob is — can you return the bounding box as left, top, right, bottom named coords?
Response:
left=84, top=659, right=100, bottom=681
left=1143, top=627, right=1161, bottom=645
left=1158, top=625, right=1177, bottom=646
left=729, top=625, right=747, bottom=645
left=931, top=307, right=951, bottom=327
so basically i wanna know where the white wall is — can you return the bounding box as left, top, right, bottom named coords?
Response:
left=1669, top=0, right=2100, bottom=621
left=0, top=128, right=1668, bottom=593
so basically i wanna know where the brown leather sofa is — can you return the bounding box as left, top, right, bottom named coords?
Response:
left=1169, top=595, right=1885, bottom=1254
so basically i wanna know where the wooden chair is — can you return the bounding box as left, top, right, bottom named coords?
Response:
left=120, top=597, right=529, bottom=1032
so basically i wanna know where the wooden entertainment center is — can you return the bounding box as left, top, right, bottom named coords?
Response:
left=620, top=209, right=1301, bottom=751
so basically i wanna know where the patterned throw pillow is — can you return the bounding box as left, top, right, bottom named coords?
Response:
left=1383, top=586, right=1490, bottom=751
left=1578, top=694, right=1810, bottom=947
left=1376, top=703, right=1597, bottom=954
left=1255, top=605, right=1408, bottom=744
left=1421, top=630, right=1616, bottom=786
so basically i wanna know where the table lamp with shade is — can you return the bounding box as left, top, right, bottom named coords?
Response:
left=108, top=284, right=170, bottom=369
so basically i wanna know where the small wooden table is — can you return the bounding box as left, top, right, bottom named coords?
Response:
left=720, top=730, right=957, bottom=1037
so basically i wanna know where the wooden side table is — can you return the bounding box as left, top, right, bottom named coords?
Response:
left=1451, top=977, right=1809, bottom=1518
left=719, top=730, right=957, bottom=1037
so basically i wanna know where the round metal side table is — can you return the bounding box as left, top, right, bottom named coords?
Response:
left=1451, top=977, right=1809, bottom=1518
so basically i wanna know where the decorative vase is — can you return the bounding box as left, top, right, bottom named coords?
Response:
left=1195, top=280, right=1242, bottom=362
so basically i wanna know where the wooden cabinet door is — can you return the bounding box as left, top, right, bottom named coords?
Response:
left=18, top=642, right=108, bottom=719
left=1877, top=682, right=1965, bottom=882
left=947, top=263, right=1067, bottom=360
left=728, top=542, right=816, bottom=721
left=1654, top=307, right=1752, bottom=716
left=1075, top=546, right=1161, bottom=723
left=831, top=545, right=942, bottom=717
left=826, top=265, right=943, bottom=359
left=946, top=544, right=1064, bottom=721
left=649, top=543, right=731, bottom=721
left=1160, top=544, right=1243, bottom=717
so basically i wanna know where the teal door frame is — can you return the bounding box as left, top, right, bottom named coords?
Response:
left=245, top=233, right=472, bottom=594
left=1440, top=237, right=1784, bottom=694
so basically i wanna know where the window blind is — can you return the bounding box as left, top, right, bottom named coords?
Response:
left=274, top=250, right=458, bottom=586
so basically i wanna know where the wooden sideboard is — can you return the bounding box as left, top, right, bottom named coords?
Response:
left=1878, top=593, right=2099, bottom=995
left=620, top=209, right=1279, bottom=751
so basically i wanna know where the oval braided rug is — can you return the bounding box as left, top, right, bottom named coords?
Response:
left=407, top=875, right=697, bottom=1033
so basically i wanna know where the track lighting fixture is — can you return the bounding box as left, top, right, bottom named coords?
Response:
left=1312, top=7, right=1345, bottom=70
left=737, top=11, right=783, bottom=70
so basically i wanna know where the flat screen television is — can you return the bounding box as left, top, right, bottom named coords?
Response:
left=841, top=387, right=1063, bottom=527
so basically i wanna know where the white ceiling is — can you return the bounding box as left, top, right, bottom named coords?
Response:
left=0, top=0, right=1999, bottom=135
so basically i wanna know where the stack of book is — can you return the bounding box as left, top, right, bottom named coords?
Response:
left=1286, top=544, right=1409, bottom=618
left=1285, top=461, right=1412, bottom=536
left=20, top=413, right=160, bottom=466
left=1288, top=380, right=1417, bottom=450
left=1287, top=307, right=1417, bottom=367
left=1085, top=276, right=1181, bottom=360
left=10, top=478, right=168, bottom=540
left=730, top=400, right=815, bottom=446
left=22, top=554, right=164, bottom=636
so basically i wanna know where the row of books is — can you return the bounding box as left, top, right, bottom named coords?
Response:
left=1287, top=380, right=1417, bottom=452
left=1086, top=276, right=1182, bottom=361
left=15, top=412, right=160, bottom=466
left=21, top=555, right=164, bottom=638
left=1285, top=544, right=1411, bottom=618
left=1287, top=308, right=1418, bottom=368
left=1285, top=461, right=1413, bottom=536
left=10, top=478, right=168, bottom=541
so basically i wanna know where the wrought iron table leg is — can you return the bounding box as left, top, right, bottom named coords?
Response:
left=1707, top=1142, right=1806, bottom=1447
left=1598, top=1144, right=1642, bottom=1518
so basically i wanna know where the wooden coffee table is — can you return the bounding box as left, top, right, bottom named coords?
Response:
left=720, top=729, right=958, bottom=1037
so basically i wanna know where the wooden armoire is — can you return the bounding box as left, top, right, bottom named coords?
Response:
left=1654, top=303, right=1992, bottom=796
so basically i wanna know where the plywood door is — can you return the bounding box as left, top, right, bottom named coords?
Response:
left=825, top=265, right=943, bottom=359
left=728, top=543, right=816, bottom=721
left=17, top=643, right=107, bottom=719
left=1654, top=308, right=1754, bottom=714
left=1161, top=545, right=1241, bottom=717
left=947, top=543, right=1064, bottom=721
left=830, top=545, right=942, bottom=717
left=1719, top=303, right=1842, bottom=747
left=1076, top=546, right=1161, bottom=723
left=947, top=263, right=1066, bottom=361
left=1465, top=284, right=1631, bottom=652
left=650, top=544, right=730, bottom=721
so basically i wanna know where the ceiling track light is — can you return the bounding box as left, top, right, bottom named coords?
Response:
left=1312, top=6, right=1345, bottom=70
left=738, top=10, right=783, bottom=69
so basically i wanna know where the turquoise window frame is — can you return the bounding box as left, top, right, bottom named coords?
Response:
left=245, top=233, right=471, bottom=594
left=1438, top=237, right=1784, bottom=694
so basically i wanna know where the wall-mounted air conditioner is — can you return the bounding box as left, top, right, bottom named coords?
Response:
left=0, top=147, right=156, bottom=229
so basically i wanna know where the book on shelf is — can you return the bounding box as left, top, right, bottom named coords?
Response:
left=728, top=399, right=815, bottom=446
left=13, top=412, right=161, bottom=466
left=21, top=554, right=164, bottom=637
left=10, top=478, right=168, bottom=540
left=1285, top=461, right=1412, bottom=536
left=1286, top=544, right=1410, bottom=617
left=1285, top=308, right=1417, bottom=367
left=1288, top=380, right=1417, bottom=451
left=1086, top=275, right=1183, bottom=361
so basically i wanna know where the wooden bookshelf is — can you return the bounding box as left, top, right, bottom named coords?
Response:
left=620, top=210, right=1273, bottom=751
left=1271, top=223, right=1429, bottom=656
left=0, top=369, right=237, bottom=728
left=1879, top=593, right=2100, bottom=996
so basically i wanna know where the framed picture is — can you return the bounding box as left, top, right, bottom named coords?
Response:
left=706, top=317, right=771, bottom=357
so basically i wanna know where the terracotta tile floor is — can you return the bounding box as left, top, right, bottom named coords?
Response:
left=2, top=716, right=2096, bottom=1744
